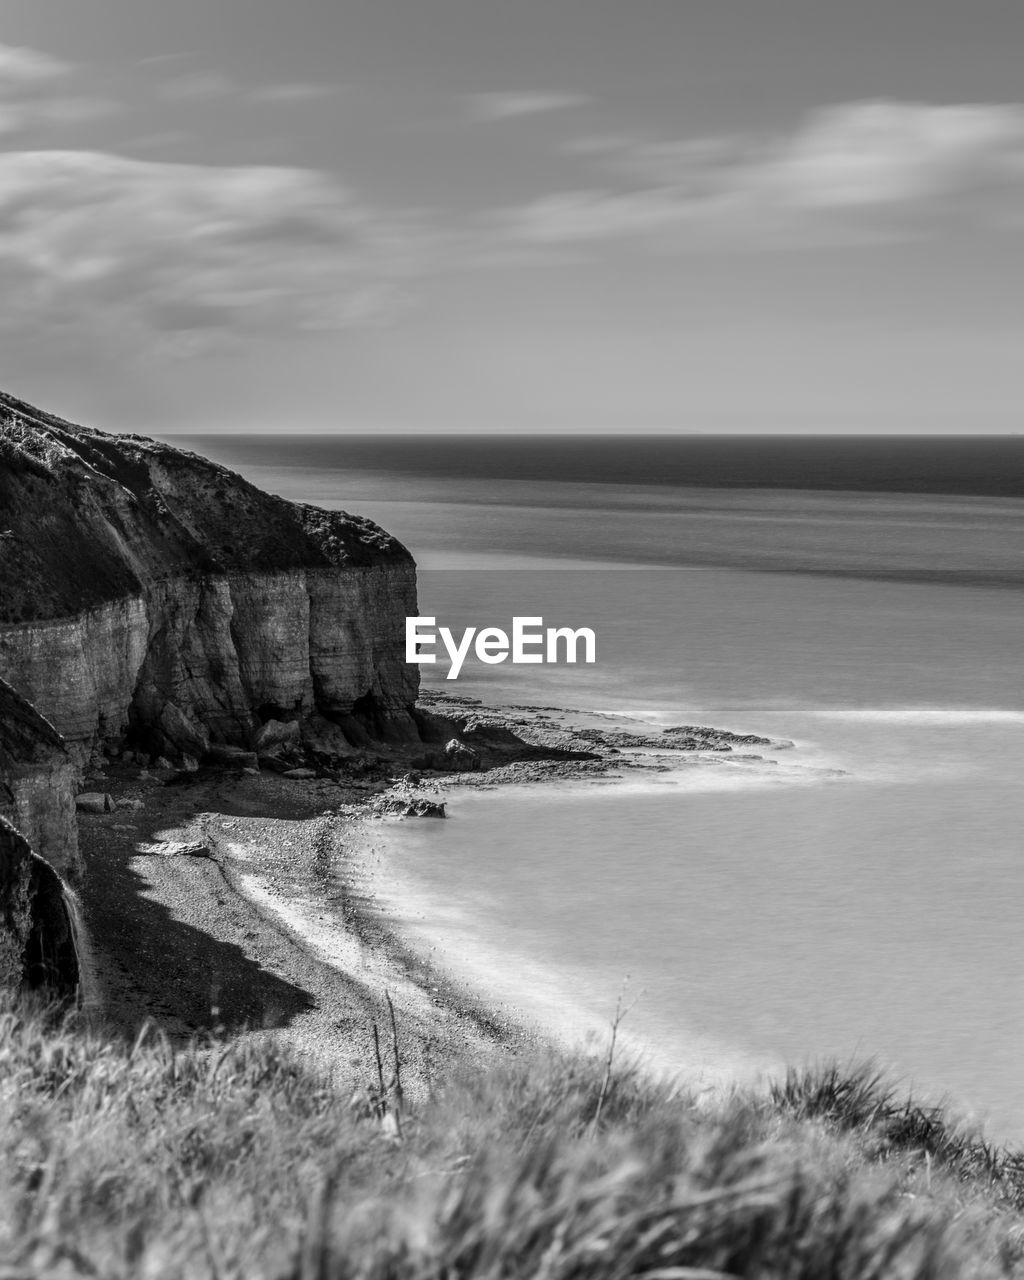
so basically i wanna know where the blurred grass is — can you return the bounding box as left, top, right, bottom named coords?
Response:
left=4, top=996, right=1024, bottom=1278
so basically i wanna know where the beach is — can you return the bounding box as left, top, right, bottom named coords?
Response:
left=73, top=694, right=786, bottom=1106
left=75, top=760, right=521, bottom=1101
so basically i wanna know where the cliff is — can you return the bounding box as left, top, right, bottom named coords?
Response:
left=0, top=390, right=420, bottom=767
left=0, top=388, right=421, bottom=994
left=0, top=815, right=79, bottom=997
left=0, top=677, right=77, bottom=873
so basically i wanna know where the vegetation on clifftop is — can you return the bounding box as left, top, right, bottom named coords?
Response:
left=4, top=999, right=1024, bottom=1278
left=0, top=392, right=413, bottom=623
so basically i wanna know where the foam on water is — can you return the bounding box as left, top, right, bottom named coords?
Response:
left=808, top=705, right=1024, bottom=726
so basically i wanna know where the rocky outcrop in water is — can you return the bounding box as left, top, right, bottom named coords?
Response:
left=0, top=390, right=419, bottom=767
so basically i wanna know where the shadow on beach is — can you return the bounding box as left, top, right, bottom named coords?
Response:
left=76, top=793, right=316, bottom=1042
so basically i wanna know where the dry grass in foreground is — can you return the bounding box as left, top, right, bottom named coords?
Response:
left=4, top=997, right=1024, bottom=1279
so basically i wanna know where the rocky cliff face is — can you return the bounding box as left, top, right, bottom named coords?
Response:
left=0, top=388, right=420, bottom=992
left=0, top=815, right=79, bottom=998
left=0, top=390, right=419, bottom=766
left=0, top=677, right=77, bottom=874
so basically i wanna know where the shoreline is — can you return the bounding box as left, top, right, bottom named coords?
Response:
left=365, top=799, right=773, bottom=1097
left=73, top=696, right=794, bottom=1099
left=76, top=766, right=528, bottom=1100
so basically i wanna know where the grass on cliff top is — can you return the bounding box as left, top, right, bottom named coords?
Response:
left=4, top=998, right=1024, bottom=1280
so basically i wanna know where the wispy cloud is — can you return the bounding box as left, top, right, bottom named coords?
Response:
left=0, top=95, right=118, bottom=135
left=137, top=52, right=203, bottom=68
left=156, top=71, right=236, bottom=102
left=0, top=151, right=429, bottom=352
left=0, top=40, right=117, bottom=136
left=155, top=70, right=340, bottom=108
left=0, top=42, right=71, bottom=84
left=249, top=83, right=339, bottom=105
left=492, top=101, right=1024, bottom=249
left=0, top=41, right=434, bottom=352
left=467, top=91, right=589, bottom=122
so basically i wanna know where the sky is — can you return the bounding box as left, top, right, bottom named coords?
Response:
left=1, top=0, right=1023, bottom=434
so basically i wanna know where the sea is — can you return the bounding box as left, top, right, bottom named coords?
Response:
left=179, top=433, right=1024, bottom=1140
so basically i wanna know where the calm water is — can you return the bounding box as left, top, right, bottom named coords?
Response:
left=182, top=435, right=1024, bottom=1138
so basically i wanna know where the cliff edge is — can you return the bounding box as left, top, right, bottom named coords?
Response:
left=0, top=390, right=419, bottom=772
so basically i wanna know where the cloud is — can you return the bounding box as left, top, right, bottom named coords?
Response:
left=0, top=40, right=117, bottom=137
left=0, top=41, right=71, bottom=84
left=137, top=52, right=203, bottom=67
left=468, top=92, right=589, bottom=122
left=155, top=70, right=341, bottom=109
left=0, top=96, right=118, bottom=135
left=493, top=101, right=1024, bottom=249
left=739, top=101, right=1024, bottom=211
left=249, top=83, right=339, bottom=105
left=0, top=150, right=427, bottom=352
left=157, top=71, right=236, bottom=102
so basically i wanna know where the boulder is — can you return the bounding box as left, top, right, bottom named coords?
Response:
left=376, top=795, right=446, bottom=819
left=137, top=840, right=211, bottom=858
left=444, top=739, right=480, bottom=773
left=301, top=714, right=356, bottom=758
left=205, top=745, right=259, bottom=770
left=76, top=792, right=113, bottom=814
left=282, top=768, right=317, bottom=780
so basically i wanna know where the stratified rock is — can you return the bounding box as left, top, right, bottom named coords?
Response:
left=0, top=677, right=77, bottom=873
left=0, top=816, right=79, bottom=997
left=75, top=793, right=113, bottom=814
left=0, top=390, right=419, bottom=765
